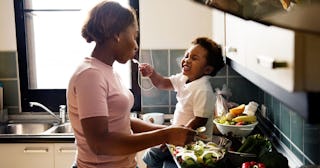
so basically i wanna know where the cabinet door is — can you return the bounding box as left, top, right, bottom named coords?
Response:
left=245, top=21, right=296, bottom=91
left=54, top=143, right=76, bottom=168
left=0, top=143, right=54, bottom=168
left=225, top=14, right=249, bottom=65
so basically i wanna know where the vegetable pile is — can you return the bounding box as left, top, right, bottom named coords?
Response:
left=168, top=140, right=227, bottom=168
left=236, top=134, right=289, bottom=168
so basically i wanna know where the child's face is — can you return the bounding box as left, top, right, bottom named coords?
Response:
left=181, top=44, right=213, bottom=82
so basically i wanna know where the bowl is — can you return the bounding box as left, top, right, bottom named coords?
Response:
left=167, top=135, right=232, bottom=168
left=142, top=112, right=164, bottom=125
left=213, top=119, right=258, bottom=137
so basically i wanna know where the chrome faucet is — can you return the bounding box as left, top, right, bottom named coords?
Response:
left=29, top=102, right=65, bottom=123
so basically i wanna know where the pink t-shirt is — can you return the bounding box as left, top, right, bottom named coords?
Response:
left=67, top=57, right=136, bottom=168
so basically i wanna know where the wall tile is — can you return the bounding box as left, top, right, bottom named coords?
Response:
left=0, top=51, right=17, bottom=78
left=209, top=77, right=227, bottom=92
left=303, top=122, right=320, bottom=164
left=169, top=49, right=185, bottom=75
left=227, top=65, right=241, bottom=76
left=151, top=50, right=169, bottom=76
left=216, top=65, right=227, bottom=77
left=272, top=98, right=281, bottom=127
left=141, top=87, right=169, bottom=106
left=280, top=104, right=291, bottom=140
left=142, top=107, right=170, bottom=114
left=227, top=77, right=260, bottom=104
left=170, top=91, right=177, bottom=107
left=291, top=111, right=303, bottom=150
left=1, top=80, right=19, bottom=107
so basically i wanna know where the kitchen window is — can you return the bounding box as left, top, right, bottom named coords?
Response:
left=14, top=0, right=140, bottom=112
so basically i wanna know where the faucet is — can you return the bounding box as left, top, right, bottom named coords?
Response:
left=29, top=102, right=65, bottom=123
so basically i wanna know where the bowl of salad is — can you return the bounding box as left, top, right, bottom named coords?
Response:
left=167, top=136, right=231, bottom=168
left=213, top=117, right=258, bottom=137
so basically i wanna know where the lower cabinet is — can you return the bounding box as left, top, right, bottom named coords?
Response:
left=0, top=143, right=76, bottom=168
left=54, top=143, right=77, bottom=168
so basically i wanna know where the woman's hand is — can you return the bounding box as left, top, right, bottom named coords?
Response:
left=139, top=63, right=154, bottom=77
left=165, top=126, right=196, bottom=146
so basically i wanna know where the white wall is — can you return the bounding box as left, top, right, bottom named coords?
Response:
left=139, top=0, right=213, bottom=49
left=0, top=0, right=17, bottom=51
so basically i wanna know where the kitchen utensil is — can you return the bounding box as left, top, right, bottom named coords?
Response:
left=132, top=59, right=140, bottom=65
left=195, top=126, right=206, bottom=135
left=213, top=119, right=258, bottom=137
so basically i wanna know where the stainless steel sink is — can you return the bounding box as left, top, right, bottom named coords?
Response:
left=0, top=123, right=54, bottom=134
left=43, top=123, right=73, bottom=134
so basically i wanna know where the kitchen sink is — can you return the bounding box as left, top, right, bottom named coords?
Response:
left=43, top=122, right=73, bottom=134
left=0, top=123, right=54, bottom=135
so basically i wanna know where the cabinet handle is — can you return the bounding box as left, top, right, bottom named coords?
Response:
left=227, top=47, right=238, bottom=53
left=59, top=147, right=76, bottom=153
left=24, top=147, right=49, bottom=153
left=256, top=55, right=288, bottom=69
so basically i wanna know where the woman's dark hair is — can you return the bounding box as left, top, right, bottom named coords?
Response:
left=192, top=37, right=225, bottom=76
left=81, top=0, right=137, bottom=44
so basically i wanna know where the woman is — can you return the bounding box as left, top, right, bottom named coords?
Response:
left=67, top=1, right=195, bottom=168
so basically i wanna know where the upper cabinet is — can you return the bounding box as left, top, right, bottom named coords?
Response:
left=193, top=0, right=320, bottom=35
left=204, top=1, right=320, bottom=123
left=225, top=14, right=320, bottom=92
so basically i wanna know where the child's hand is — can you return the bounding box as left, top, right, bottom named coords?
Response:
left=139, top=63, right=154, bottom=77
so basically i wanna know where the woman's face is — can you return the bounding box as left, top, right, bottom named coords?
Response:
left=115, top=22, right=139, bottom=64
left=181, top=44, right=213, bottom=82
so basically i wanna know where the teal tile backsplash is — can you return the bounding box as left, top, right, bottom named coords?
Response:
left=0, top=51, right=20, bottom=114
left=0, top=51, right=17, bottom=78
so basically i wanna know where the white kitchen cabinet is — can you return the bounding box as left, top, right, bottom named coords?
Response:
left=0, top=143, right=76, bottom=168
left=0, top=143, right=54, bottom=168
left=54, top=143, right=76, bottom=168
left=225, top=14, right=320, bottom=92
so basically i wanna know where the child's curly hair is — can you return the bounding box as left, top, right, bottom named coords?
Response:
left=192, top=37, right=225, bottom=76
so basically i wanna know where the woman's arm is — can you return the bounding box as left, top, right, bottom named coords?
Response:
left=130, top=117, right=166, bottom=133
left=81, top=116, right=195, bottom=156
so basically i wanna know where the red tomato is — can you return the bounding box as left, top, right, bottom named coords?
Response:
left=258, top=163, right=266, bottom=168
left=242, top=162, right=251, bottom=168
left=236, top=121, right=245, bottom=125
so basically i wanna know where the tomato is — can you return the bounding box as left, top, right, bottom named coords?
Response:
left=257, top=163, right=266, bottom=168
left=242, top=162, right=251, bottom=168
left=236, top=121, right=245, bottom=125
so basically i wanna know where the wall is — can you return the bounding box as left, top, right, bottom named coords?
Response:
left=139, top=0, right=213, bottom=49
left=0, top=0, right=20, bottom=114
left=0, top=0, right=17, bottom=51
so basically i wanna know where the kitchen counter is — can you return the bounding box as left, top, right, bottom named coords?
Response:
left=0, top=134, right=74, bottom=143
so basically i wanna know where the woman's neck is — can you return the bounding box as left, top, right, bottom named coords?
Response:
left=91, top=42, right=115, bottom=66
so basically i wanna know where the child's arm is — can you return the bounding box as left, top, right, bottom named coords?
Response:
left=184, top=116, right=208, bottom=130
left=139, top=63, right=173, bottom=90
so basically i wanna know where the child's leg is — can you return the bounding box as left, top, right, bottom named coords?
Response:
left=142, top=146, right=172, bottom=168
